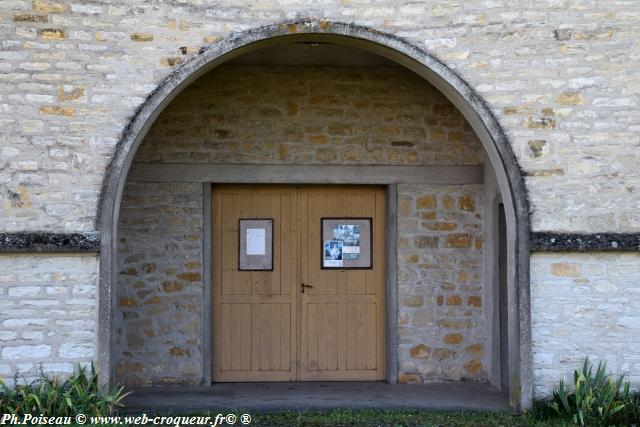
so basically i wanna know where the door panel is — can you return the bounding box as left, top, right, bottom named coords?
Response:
left=213, top=185, right=385, bottom=382
left=306, top=303, right=339, bottom=372
left=300, top=186, right=386, bottom=381
left=213, top=186, right=298, bottom=381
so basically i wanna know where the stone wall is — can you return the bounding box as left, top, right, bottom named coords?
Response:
left=115, top=65, right=486, bottom=385
left=1, top=1, right=638, bottom=232
left=135, top=65, right=482, bottom=166
left=531, top=253, right=640, bottom=397
left=1, top=0, right=639, bottom=401
left=0, top=254, right=97, bottom=384
left=116, top=182, right=203, bottom=386
left=397, top=184, right=485, bottom=383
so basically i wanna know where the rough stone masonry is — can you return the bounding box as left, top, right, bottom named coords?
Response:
left=0, top=0, right=639, bottom=402
left=118, top=65, right=485, bottom=386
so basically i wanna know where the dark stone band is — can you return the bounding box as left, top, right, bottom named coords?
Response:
left=530, top=232, right=640, bottom=252
left=0, top=232, right=101, bottom=252
left=0, top=231, right=638, bottom=252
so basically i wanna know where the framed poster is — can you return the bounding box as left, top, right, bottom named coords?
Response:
left=238, top=218, right=273, bottom=271
left=321, top=217, right=372, bottom=269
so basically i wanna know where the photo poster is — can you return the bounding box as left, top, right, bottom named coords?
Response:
left=238, top=218, right=273, bottom=271
left=321, top=218, right=372, bottom=269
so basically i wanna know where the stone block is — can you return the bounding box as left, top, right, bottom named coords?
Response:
left=13, top=14, right=48, bottom=22
left=59, top=343, right=93, bottom=359
left=468, top=296, right=482, bottom=307
left=551, top=263, right=581, bottom=277
left=458, top=195, right=475, bottom=212
left=444, top=333, right=464, bottom=344
left=464, top=359, right=483, bottom=375
left=416, top=195, right=437, bottom=209
left=33, top=0, right=68, bottom=13
left=2, top=345, right=51, bottom=359
left=445, top=234, right=472, bottom=248
left=130, top=33, right=154, bottom=42
left=7, top=286, right=41, bottom=297
left=39, top=28, right=65, bottom=40
left=416, top=236, right=438, bottom=248
left=410, top=344, right=431, bottom=359
left=446, top=295, right=463, bottom=306
left=401, top=296, right=424, bottom=307
left=39, top=105, right=75, bottom=116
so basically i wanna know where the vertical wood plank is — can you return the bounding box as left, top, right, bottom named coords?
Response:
left=307, top=303, right=317, bottom=371
left=366, top=303, right=377, bottom=369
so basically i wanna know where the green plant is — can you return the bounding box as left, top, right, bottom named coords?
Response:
left=0, top=363, right=129, bottom=417
left=619, top=391, right=640, bottom=427
left=549, top=357, right=628, bottom=426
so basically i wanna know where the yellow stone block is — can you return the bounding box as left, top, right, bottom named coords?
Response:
left=416, top=195, right=437, bottom=209
left=39, top=105, right=75, bottom=116
left=57, top=86, right=85, bottom=101
left=160, top=57, right=184, bottom=67
left=458, top=195, right=475, bottom=212
left=444, top=333, right=464, bottom=344
left=410, top=344, right=431, bottom=359
left=398, top=373, right=420, bottom=384
left=130, top=33, right=154, bottom=42
left=13, top=14, right=48, bottom=22
left=446, top=295, right=462, bottom=306
left=445, top=233, right=471, bottom=248
left=551, top=263, right=581, bottom=277
left=464, top=359, right=483, bottom=375
left=39, top=28, right=64, bottom=40
left=468, top=296, right=482, bottom=307
left=401, top=296, right=424, bottom=308
left=557, top=91, right=586, bottom=105
left=33, top=0, right=67, bottom=13
left=466, top=343, right=484, bottom=356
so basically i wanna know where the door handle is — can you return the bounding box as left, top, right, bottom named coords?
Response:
left=301, top=283, right=313, bottom=293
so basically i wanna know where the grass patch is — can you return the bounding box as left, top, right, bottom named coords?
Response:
left=74, top=406, right=572, bottom=427
left=186, top=407, right=574, bottom=427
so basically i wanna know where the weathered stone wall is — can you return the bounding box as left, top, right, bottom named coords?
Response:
left=135, top=65, right=482, bottom=166
left=1, top=0, right=639, bottom=399
left=116, top=65, right=486, bottom=385
left=531, top=253, right=640, bottom=397
left=1, top=1, right=638, bottom=232
left=116, top=182, right=203, bottom=386
left=0, top=254, right=97, bottom=384
left=397, top=184, right=485, bottom=383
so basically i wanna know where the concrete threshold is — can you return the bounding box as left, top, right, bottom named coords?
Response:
left=123, top=382, right=509, bottom=413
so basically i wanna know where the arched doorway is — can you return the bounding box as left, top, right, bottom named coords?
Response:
left=98, top=20, right=531, bottom=410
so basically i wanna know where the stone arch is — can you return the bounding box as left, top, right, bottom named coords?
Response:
left=97, top=20, right=532, bottom=410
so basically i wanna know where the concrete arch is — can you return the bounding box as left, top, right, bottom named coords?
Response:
left=98, top=20, right=532, bottom=410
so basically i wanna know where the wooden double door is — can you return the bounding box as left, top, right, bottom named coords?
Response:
left=213, top=185, right=386, bottom=382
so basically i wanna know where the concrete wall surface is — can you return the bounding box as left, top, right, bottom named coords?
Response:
left=531, top=253, right=640, bottom=397
left=0, top=254, right=97, bottom=384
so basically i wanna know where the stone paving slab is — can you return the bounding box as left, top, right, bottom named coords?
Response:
left=123, top=382, right=509, bottom=413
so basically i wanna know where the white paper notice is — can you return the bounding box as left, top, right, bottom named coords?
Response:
left=246, top=228, right=266, bottom=255
left=324, top=259, right=343, bottom=267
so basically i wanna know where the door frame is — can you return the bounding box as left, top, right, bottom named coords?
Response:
left=205, top=183, right=397, bottom=384
left=199, top=164, right=484, bottom=385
